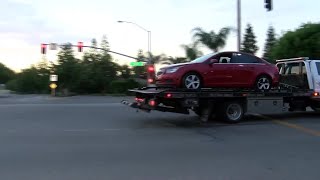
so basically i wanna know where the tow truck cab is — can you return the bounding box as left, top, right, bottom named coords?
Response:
left=276, top=57, right=320, bottom=109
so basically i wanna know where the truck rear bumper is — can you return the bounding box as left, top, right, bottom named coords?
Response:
left=121, top=100, right=189, bottom=114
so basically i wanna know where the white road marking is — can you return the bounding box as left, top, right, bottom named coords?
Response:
left=103, top=128, right=122, bottom=131
left=0, top=103, right=124, bottom=107
left=63, top=129, right=90, bottom=132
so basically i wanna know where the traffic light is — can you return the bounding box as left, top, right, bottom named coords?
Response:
left=77, top=42, right=83, bottom=52
left=146, top=64, right=156, bottom=84
left=41, top=44, right=47, bottom=54
left=265, top=0, right=272, bottom=11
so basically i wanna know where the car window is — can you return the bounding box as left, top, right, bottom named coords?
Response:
left=190, top=52, right=217, bottom=63
left=285, top=63, right=300, bottom=75
left=316, top=62, right=320, bottom=75
left=302, top=62, right=307, bottom=74
left=231, top=53, right=260, bottom=63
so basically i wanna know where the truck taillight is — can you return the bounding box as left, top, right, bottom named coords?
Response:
left=165, top=93, right=172, bottom=98
left=146, top=64, right=156, bottom=85
left=148, top=99, right=156, bottom=106
left=148, top=78, right=154, bottom=83
left=135, top=98, right=144, bottom=102
left=313, top=92, right=319, bottom=97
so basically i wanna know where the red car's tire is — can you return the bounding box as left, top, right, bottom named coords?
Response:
left=255, top=75, right=272, bottom=91
left=182, top=72, right=202, bottom=90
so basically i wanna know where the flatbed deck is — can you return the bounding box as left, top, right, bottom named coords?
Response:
left=129, top=87, right=313, bottom=99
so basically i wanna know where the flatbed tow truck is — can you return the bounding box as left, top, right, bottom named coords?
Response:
left=122, top=57, right=320, bottom=123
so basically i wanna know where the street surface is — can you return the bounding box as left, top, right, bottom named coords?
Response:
left=0, top=95, right=320, bottom=180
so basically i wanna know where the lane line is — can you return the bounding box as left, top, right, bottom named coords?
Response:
left=103, top=128, right=122, bottom=131
left=63, top=129, right=89, bottom=132
left=256, top=114, right=320, bottom=137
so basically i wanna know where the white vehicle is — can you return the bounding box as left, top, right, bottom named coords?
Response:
left=276, top=57, right=320, bottom=111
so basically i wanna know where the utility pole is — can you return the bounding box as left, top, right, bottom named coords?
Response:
left=237, top=0, right=241, bottom=52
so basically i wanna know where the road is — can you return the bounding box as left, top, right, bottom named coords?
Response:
left=0, top=95, right=320, bottom=180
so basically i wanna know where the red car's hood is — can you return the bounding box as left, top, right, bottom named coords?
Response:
left=161, top=62, right=192, bottom=69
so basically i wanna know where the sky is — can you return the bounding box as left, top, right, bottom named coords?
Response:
left=0, top=0, right=319, bottom=72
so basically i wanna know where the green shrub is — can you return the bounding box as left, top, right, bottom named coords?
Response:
left=109, top=79, right=140, bottom=94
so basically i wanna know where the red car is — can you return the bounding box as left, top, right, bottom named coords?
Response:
left=156, top=51, right=279, bottom=90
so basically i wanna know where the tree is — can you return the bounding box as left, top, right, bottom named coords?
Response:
left=6, top=60, right=51, bottom=94
left=181, top=42, right=203, bottom=60
left=120, top=65, right=131, bottom=79
left=270, top=23, right=320, bottom=60
left=133, top=49, right=146, bottom=77
left=90, top=38, right=98, bottom=54
left=192, top=26, right=233, bottom=52
left=100, top=34, right=111, bottom=58
left=0, top=63, right=15, bottom=84
left=263, top=26, right=277, bottom=62
left=55, top=43, right=81, bottom=93
left=241, top=24, right=259, bottom=54
left=163, top=57, right=188, bottom=65
left=148, top=53, right=167, bottom=64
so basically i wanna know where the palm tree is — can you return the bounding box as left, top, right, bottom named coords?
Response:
left=163, top=56, right=189, bottom=65
left=192, top=27, right=234, bottom=52
left=180, top=42, right=203, bottom=60
left=147, top=52, right=167, bottom=64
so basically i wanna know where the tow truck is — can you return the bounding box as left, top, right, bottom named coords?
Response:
left=122, top=57, right=320, bottom=123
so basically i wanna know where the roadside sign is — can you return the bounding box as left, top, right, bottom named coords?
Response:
left=49, top=43, right=58, bottom=50
left=49, top=83, right=57, bottom=89
left=130, top=62, right=145, bottom=67
left=50, top=74, right=58, bottom=82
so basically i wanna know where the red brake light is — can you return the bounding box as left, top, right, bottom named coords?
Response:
left=149, top=99, right=156, bottom=106
left=166, top=93, right=172, bottom=98
left=313, top=92, right=319, bottom=97
left=148, top=78, right=154, bottom=83
left=147, top=65, right=155, bottom=72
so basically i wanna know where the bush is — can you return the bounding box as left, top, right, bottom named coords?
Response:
left=109, top=79, right=140, bottom=94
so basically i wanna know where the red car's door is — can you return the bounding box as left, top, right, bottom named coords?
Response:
left=203, top=56, right=236, bottom=87
left=230, top=53, right=260, bottom=86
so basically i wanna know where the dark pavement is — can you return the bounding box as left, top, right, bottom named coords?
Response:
left=0, top=95, right=320, bottom=180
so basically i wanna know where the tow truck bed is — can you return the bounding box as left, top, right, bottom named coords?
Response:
left=122, top=86, right=316, bottom=123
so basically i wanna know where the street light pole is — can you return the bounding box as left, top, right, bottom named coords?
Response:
left=237, top=0, right=241, bottom=52
left=117, top=20, right=151, bottom=64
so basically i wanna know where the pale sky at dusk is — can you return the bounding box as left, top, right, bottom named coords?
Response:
left=0, top=0, right=319, bottom=71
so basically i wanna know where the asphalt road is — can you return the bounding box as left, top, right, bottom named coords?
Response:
left=0, top=95, right=320, bottom=180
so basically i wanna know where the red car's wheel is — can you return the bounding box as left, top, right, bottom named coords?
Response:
left=182, top=73, right=202, bottom=90
left=255, top=75, right=272, bottom=91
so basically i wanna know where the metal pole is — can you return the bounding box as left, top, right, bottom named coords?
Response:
left=237, top=0, right=241, bottom=52
left=147, top=31, right=152, bottom=64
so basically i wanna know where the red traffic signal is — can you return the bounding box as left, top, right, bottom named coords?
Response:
left=77, top=42, right=83, bottom=52
left=41, top=44, right=47, bottom=54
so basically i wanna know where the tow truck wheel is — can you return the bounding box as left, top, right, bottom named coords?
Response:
left=311, top=105, right=320, bottom=112
left=220, top=101, right=244, bottom=123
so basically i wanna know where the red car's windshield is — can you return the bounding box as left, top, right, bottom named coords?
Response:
left=190, top=53, right=217, bottom=63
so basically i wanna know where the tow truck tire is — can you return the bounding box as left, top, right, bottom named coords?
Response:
left=311, top=105, right=320, bottom=112
left=219, top=101, right=244, bottom=123
left=310, top=102, right=320, bottom=112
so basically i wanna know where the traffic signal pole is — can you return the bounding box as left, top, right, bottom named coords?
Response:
left=40, top=43, right=144, bottom=61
